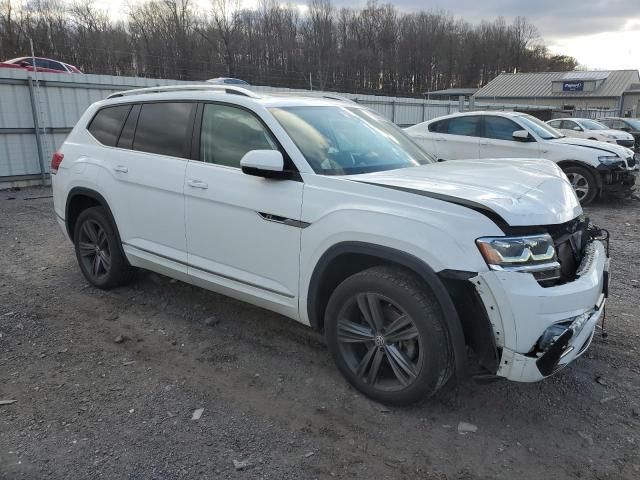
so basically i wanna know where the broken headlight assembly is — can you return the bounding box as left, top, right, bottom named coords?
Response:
left=476, top=234, right=560, bottom=281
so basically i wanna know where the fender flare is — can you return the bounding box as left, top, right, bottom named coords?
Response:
left=65, top=187, right=124, bottom=252
left=308, top=241, right=468, bottom=378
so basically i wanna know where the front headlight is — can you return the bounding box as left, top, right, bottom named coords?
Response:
left=476, top=234, right=558, bottom=272
left=598, top=155, right=623, bottom=166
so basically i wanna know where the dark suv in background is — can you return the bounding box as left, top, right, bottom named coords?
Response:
left=600, top=118, right=640, bottom=152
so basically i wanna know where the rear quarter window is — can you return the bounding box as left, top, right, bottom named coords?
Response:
left=88, top=105, right=131, bottom=147
left=132, top=102, right=194, bottom=158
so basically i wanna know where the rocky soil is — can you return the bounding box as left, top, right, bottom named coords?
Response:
left=1, top=187, right=639, bottom=479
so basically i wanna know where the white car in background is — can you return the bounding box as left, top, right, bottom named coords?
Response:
left=546, top=118, right=635, bottom=148
left=405, top=111, right=638, bottom=205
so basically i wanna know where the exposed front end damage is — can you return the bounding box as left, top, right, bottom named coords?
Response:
left=469, top=223, right=609, bottom=382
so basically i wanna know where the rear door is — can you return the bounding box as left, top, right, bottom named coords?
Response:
left=184, top=103, right=304, bottom=317
left=94, top=101, right=195, bottom=269
left=479, top=115, right=540, bottom=159
left=437, top=115, right=481, bottom=160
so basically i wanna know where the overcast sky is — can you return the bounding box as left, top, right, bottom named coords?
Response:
left=337, top=0, right=640, bottom=70
left=100, top=0, right=640, bottom=70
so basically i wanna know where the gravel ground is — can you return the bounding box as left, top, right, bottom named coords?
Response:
left=1, top=186, right=639, bottom=480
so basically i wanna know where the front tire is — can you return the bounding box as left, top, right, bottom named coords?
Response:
left=563, top=165, right=598, bottom=205
left=73, top=206, right=133, bottom=289
left=325, top=266, right=453, bottom=405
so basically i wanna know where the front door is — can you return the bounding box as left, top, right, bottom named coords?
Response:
left=479, top=115, right=541, bottom=159
left=184, top=103, right=304, bottom=318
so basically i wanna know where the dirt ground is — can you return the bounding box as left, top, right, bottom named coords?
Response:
left=0, top=186, right=639, bottom=480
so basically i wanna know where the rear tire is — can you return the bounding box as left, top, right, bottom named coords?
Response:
left=325, top=266, right=453, bottom=406
left=563, top=165, right=598, bottom=205
left=73, top=206, right=133, bottom=289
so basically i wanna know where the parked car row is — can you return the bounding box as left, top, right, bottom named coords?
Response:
left=546, top=118, right=635, bottom=148
left=405, top=111, right=638, bottom=205
left=51, top=85, right=614, bottom=405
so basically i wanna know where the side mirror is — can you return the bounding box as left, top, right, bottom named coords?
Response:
left=573, top=126, right=582, bottom=131
left=240, top=150, right=289, bottom=179
left=512, top=130, right=531, bottom=142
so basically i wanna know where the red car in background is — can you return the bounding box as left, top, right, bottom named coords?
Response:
left=0, top=57, right=82, bottom=74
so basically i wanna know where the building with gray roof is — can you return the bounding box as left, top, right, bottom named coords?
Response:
left=473, top=70, right=640, bottom=117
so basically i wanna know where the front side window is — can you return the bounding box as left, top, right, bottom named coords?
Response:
left=133, top=102, right=194, bottom=158
left=88, top=105, right=131, bottom=147
left=270, top=106, right=433, bottom=175
left=483, top=116, right=522, bottom=141
left=446, top=116, right=481, bottom=137
left=200, top=104, right=278, bottom=167
left=561, top=120, right=579, bottom=130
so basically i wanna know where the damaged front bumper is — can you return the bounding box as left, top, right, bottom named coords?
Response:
left=472, top=239, right=608, bottom=383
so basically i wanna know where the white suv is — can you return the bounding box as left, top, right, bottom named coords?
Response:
left=406, top=111, right=638, bottom=205
left=51, top=86, right=610, bottom=405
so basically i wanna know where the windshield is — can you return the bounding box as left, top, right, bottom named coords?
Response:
left=270, top=106, right=434, bottom=175
left=579, top=119, right=607, bottom=130
left=518, top=114, right=564, bottom=140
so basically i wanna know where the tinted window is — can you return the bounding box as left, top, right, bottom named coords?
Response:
left=484, top=116, right=521, bottom=141
left=200, top=104, right=277, bottom=167
left=133, top=102, right=194, bottom=158
left=547, top=120, right=562, bottom=128
left=88, top=105, right=131, bottom=146
left=429, top=119, right=448, bottom=133
left=446, top=116, right=480, bottom=137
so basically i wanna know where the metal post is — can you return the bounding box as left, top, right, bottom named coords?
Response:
left=422, top=102, right=427, bottom=122
left=391, top=100, right=396, bottom=124
left=27, top=75, right=47, bottom=185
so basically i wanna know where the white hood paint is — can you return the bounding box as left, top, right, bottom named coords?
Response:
left=550, top=136, right=634, bottom=158
left=352, top=158, right=582, bottom=228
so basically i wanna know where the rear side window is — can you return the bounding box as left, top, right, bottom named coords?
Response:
left=199, top=104, right=277, bottom=168
left=446, top=116, right=481, bottom=137
left=88, top=105, right=131, bottom=147
left=483, top=116, right=522, bottom=141
left=133, top=102, right=194, bottom=158
left=547, top=120, right=562, bottom=128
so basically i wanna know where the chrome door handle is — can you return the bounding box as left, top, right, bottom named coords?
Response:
left=114, top=165, right=128, bottom=173
left=187, top=179, right=208, bottom=189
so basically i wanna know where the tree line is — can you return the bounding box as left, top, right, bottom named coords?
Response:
left=0, top=0, right=578, bottom=96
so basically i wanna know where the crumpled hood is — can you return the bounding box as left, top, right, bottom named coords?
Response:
left=350, top=158, right=582, bottom=227
left=550, top=136, right=633, bottom=157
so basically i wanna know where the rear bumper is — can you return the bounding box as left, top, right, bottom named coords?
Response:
left=472, top=240, right=608, bottom=382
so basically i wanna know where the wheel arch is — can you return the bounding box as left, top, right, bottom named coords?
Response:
left=307, top=241, right=469, bottom=378
left=65, top=187, right=122, bottom=246
left=556, top=160, right=603, bottom=190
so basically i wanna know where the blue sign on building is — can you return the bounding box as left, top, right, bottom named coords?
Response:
left=563, top=81, right=584, bottom=92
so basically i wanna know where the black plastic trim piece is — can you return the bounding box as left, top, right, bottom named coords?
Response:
left=308, top=241, right=469, bottom=378
left=353, top=180, right=510, bottom=232
left=536, top=329, right=573, bottom=376
left=257, top=212, right=310, bottom=228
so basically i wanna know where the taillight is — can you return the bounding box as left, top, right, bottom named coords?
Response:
left=51, top=151, right=64, bottom=174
